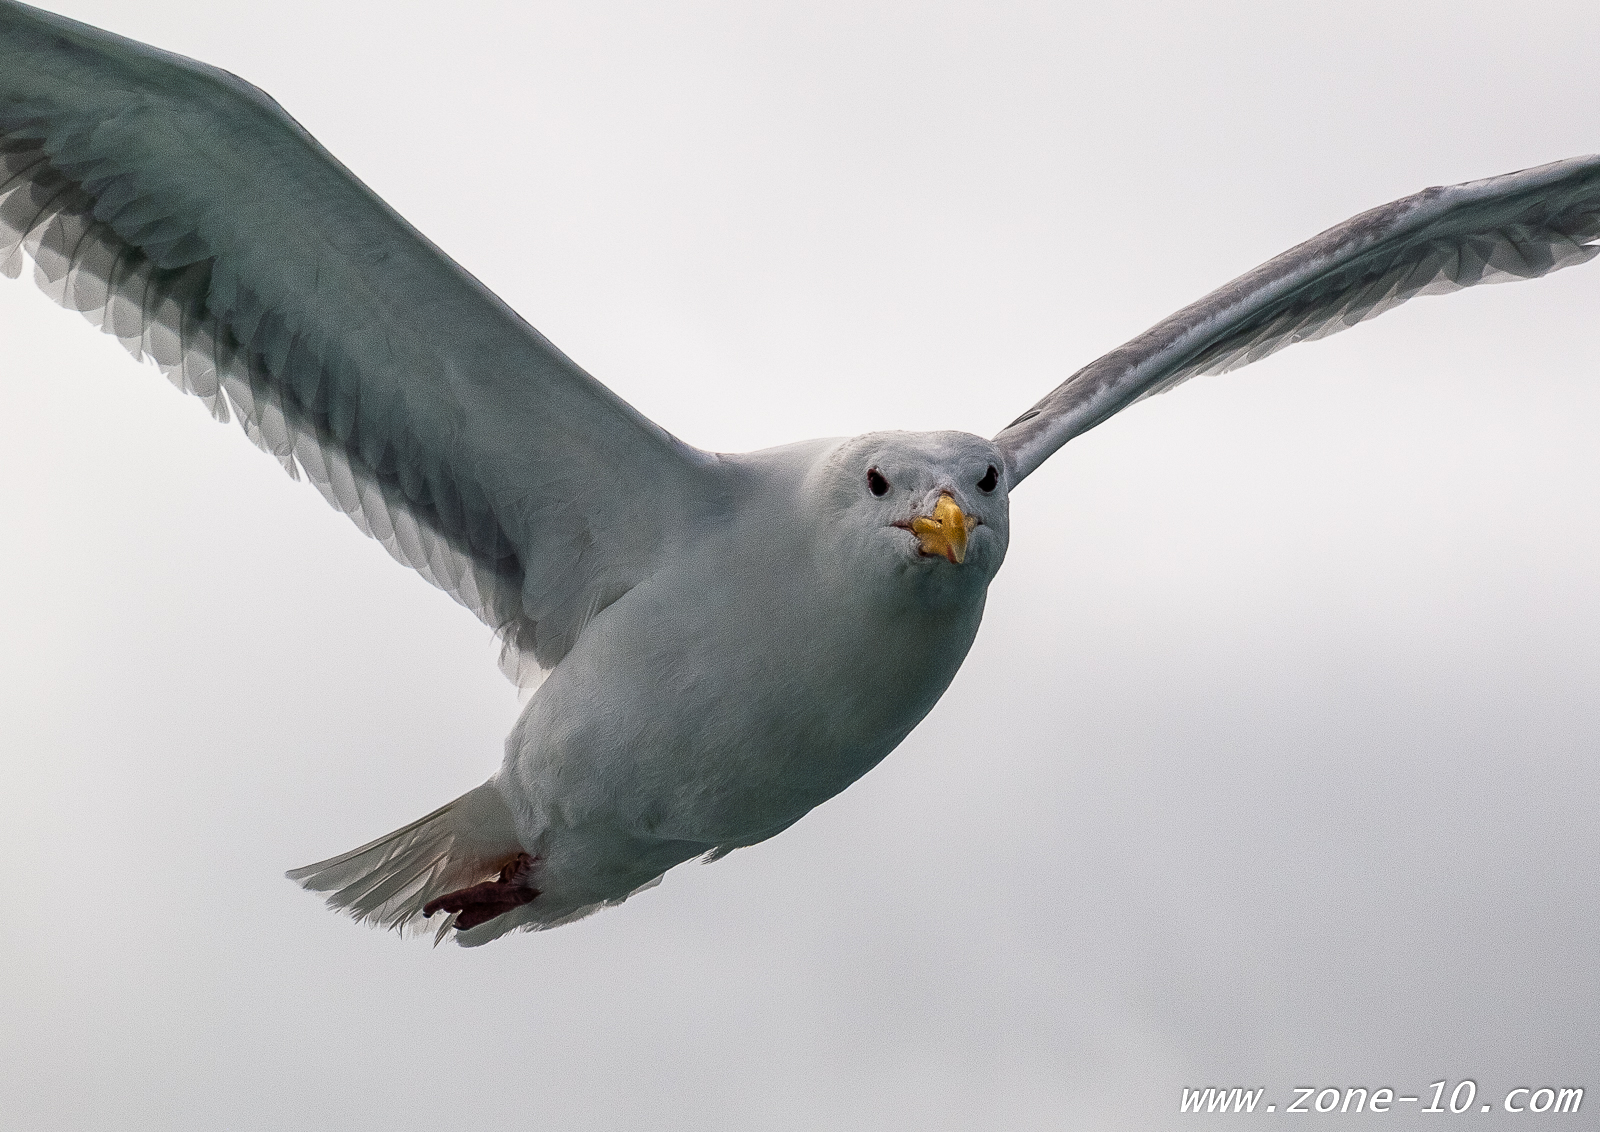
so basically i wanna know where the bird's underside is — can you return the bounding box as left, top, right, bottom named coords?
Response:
left=3, top=0, right=1600, bottom=944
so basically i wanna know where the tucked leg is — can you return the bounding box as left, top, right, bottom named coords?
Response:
left=423, top=853, right=540, bottom=930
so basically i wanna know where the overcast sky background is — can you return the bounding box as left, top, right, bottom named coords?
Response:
left=2, top=2, right=1598, bottom=1128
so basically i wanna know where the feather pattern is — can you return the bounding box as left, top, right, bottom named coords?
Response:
left=0, top=2, right=721, bottom=684
left=995, top=156, right=1600, bottom=484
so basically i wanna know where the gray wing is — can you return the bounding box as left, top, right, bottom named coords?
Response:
left=994, top=156, right=1600, bottom=485
left=0, top=2, right=720, bottom=685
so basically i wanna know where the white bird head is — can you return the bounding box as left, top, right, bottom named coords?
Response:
left=804, top=429, right=1011, bottom=610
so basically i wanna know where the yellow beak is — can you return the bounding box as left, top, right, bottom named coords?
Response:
left=910, top=492, right=977, bottom=564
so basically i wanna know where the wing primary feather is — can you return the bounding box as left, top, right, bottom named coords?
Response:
left=0, top=170, right=70, bottom=277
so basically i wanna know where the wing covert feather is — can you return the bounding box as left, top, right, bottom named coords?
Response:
left=0, top=1, right=719, bottom=682
left=995, top=156, right=1600, bottom=484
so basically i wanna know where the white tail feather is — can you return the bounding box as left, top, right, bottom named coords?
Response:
left=286, top=780, right=523, bottom=944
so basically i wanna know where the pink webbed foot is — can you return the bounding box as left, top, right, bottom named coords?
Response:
left=423, top=853, right=540, bottom=930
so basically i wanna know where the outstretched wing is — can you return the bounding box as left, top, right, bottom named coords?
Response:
left=995, top=156, right=1600, bottom=485
left=0, top=2, right=720, bottom=684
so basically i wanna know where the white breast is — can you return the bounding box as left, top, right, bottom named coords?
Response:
left=496, top=444, right=991, bottom=906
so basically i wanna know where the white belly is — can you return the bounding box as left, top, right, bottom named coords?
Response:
left=498, top=545, right=988, bottom=903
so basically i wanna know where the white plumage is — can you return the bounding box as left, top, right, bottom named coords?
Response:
left=292, top=431, right=1009, bottom=944
left=3, top=1, right=1599, bottom=945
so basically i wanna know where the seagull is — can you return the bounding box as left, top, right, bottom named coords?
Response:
left=4, top=1, right=1598, bottom=945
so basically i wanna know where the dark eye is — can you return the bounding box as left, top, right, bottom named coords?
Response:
left=867, top=467, right=890, bottom=496
left=977, top=464, right=998, bottom=493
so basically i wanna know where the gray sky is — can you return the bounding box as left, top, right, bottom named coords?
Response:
left=2, top=2, right=1597, bottom=1128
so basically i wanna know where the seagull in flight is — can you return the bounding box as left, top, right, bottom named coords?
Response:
left=3, top=1, right=1597, bottom=945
